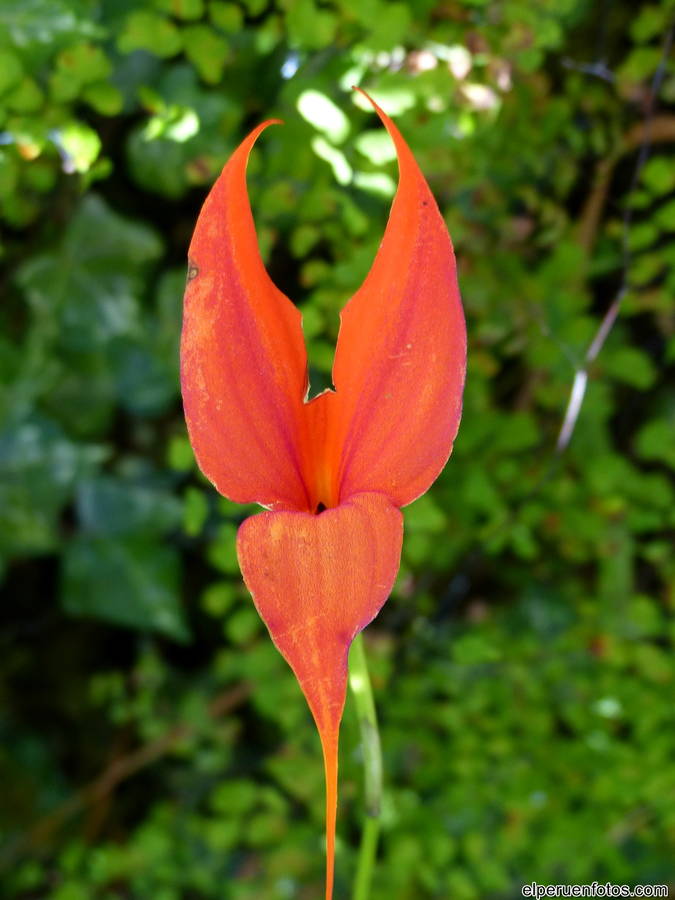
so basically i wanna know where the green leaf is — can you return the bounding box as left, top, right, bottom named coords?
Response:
left=54, top=121, right=101, bottom=173
left=117, top=11, right=182, bottom=58
left=493, top=411, right=540, bottom=453
left=0, top=150, right=19, bottom=199
left=154, top=0, right=205, bottom=19
left=41, top=354, right=117, bottom=438
left=452, top=633, right=502, bottom=666
left=201, top=581, right=237, bottom=617
left=617, top=46, right=663, bottom=83
left=55, top=42, right=112, bottom=85
left=0, top=416, right=104, bottom=557
left=459, top=468, right=502, bottom=515
left=354, top=129, right=397, bottom=165
left=629, top=252, right=664, bottom=287
left=81, top=81, right=123, bottom=116
left=0, top=0, right=102, bottom=51
left=641, top=156, right=675, bottom=197
left=0, top=50, right=24, bottom=95
left=286, top=0, right=337, bottom=49
left=290, top=224, right=320, bottom=258
left=297, top=90, right=350, bottom=143
left=76, top=476, right=182, bottom=537
left=126, top=64, right=240, bottom=197
left=630, top=5, right=667, bottom=42
left=182, top=25, right=229, bottom=84
left=207, top=522, right=239, bottom=574
left=108, top=337, right=178, bottom=416
left=628, top=222, right=657, bottom=252
left=210, top=779, right=257, bottom=815
left=127, top=129, right=190, bottom=198
left=16, top=194, right=162, bottom=352
left=143, top=105, right=199, bottom=142
left=167, top=435, right=195, bottom=472
left=352, top=86, right=416, bottom=116
left=183, top=486, right=208, bottom=536
left=22, top=158, right=57, bottom=193
left=405, top=495, right=447, bottom=533
left=225, top=606, right=261, bottom=644
left=635, top=419, right=675, bottom=469
left=655, top=198, right=675, bottom=231
left=342, top=0, right=381, bottom=28
left=311, top=136, right=352, bottom=184
left=602, top=345, right=657, bottom=390
left=365, top=2, right=412, bottom=51
left=354, top=170, right=396, bottom=196
left=5, top=77, right=44, bottom=112
left=62, top=536, right=188, bottom=641
left=208, top=1, right=243, bottom=32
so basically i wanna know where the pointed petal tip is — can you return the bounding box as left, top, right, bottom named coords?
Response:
left=351, top=85, right=380, bottom=113
left=239, top=117, right=283, bottom=148
left=351, top=86, right=395, bottom=125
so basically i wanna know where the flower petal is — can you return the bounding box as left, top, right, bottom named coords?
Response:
left=236, top=491, right=403, bottom=900
left=329, top=90, right=466, bottom=507
left=181, top=121, right=311, bottom=511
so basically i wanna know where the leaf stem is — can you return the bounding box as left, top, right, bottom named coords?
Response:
left=348, top=632, right=382, bottom=900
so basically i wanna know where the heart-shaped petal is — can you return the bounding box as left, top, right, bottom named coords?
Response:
left=236, top=491, right=403, bottom=900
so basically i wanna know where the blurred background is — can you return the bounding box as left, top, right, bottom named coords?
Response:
left=1, top=0, right=674, bottom=897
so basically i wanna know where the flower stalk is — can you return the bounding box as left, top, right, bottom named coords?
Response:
left=349, top=632, right=382, bottom=900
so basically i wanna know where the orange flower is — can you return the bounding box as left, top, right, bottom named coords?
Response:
left=181, top=89, right=465, bottom=898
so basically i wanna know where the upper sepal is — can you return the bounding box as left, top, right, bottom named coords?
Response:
left=180, top=121, right=311, bottom=512
left=329, top=90, right=467, bottom=508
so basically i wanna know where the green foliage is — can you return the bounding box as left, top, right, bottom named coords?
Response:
left=1, top=0, right=674, bottom=897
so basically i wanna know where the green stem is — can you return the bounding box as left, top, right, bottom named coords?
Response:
left=348, top=632, right=382, bottom=900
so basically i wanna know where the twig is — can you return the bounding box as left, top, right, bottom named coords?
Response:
left=0, top=682, right=251, bottom=871
left=562, top=57, right=615, bottom=82
left=477, top=24, right=675, bottom=540
left=577, top=115, right=675, bottom=255
left=555, top=22, right=674, bottom=454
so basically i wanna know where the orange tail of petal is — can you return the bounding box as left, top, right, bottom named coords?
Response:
left=291, top=646, right=346, bottom=900
left=319, top=717, right=339, bottom=900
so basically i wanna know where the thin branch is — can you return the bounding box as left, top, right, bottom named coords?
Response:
left=478, top=25, right=675, bottom=540
left=0, top=682, right=251, bottom=871
left=577, top=115, right=675, bottom=255
left=562, top=57, right=615, bottom=82
left=555, top=22, right=674, bottom=454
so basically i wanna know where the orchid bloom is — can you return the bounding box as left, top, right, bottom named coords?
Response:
left=181, top=88, right=465, bottom=899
